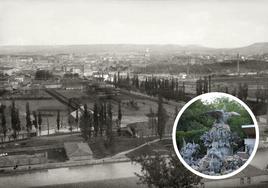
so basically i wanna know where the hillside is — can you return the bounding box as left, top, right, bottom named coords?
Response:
left=0, top=43, right=268, bottom=55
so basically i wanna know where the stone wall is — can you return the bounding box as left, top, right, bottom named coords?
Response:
left=0, top=153, right=47, bottom=167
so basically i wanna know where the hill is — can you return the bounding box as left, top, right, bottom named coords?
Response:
left=0, top=43, right=268, bottom=55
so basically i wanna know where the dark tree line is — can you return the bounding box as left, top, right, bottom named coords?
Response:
left=196, top=75, right=211, bottom=95
left=0, top=101, right=43, bottom=141
left=35, top=70, right=53, bottom=80
left=146, top=95, right=169, bottom=139
left=113, top=72, right=186, bottom=101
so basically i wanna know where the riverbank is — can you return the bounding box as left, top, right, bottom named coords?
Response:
left=0, top=161, right=142, bottom=188
left=33, top=177, right=146, bottom=188
left=0, top=137, right=167, bottom=176
left=0, top=156, right=132, bottom=176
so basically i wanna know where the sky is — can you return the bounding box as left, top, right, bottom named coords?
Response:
left=0, top=0, right=268, bottom=48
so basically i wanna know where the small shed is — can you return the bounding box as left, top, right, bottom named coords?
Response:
left=242, top=124, right=256, bottom=155
left=64, top=142, right=93, bottom=161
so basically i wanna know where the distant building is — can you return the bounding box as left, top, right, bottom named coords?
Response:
left=242, top=124, right=256, bottom=155
left=0, top=67, right=18, bottom=76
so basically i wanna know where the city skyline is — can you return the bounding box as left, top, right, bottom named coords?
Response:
left=0, top=0, right=268, bottom=48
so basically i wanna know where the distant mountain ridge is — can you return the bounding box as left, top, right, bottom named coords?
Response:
left=0, top=43, right=267, bottom=55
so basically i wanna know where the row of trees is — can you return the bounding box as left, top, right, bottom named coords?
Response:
left=0, top=101, right=43, bottom=140
left=79, top=101, right=122, bottom=145
left=80, top=94, right=169, bottom=142
left=146, top=95, right=169, bottom=139
left=113, top=72, right=186, bottom=101
left=196, top=76, right=211, bottom=95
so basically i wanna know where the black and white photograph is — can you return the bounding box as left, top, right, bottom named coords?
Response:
left=0, top=0, right=268, bottom=187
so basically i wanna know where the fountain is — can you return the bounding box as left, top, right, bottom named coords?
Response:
left=180, top=109, right=246, bottom=175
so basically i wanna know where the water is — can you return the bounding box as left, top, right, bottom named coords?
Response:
left=0, top=162, right=141, bottom=188
left=0, top=148, right=267, bottom=188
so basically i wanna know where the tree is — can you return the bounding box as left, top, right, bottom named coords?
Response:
left=68, top=107, right=72, bottom=132
left=106, top=102, right=113, bottom=144
left=93, top=103, right=99, bottom=137
left=174, top=106, right=178, bottom=120
left=1, top=107, right=7, bottom=138
left=32, top=111, right=38, bottom=129
left=26, top=102, right=32, bottom=132
left=118, top=101, right=122, bottom=125
left=79, top=104, right=91, bottom=140
left=38, top=112, right=42, bottom=135
left=99, top=103, right=104, bottom=136
left=103, top=102, right=107, bottom=135
left=11, top=100, right=20, bottom=139
left=56, top=110, right=60, bottom=131
left=75, top=108, right=79, bottom=130
left=147, top=107, right=157, bottom=136
left=132, top=152, right=201, bottom=188
left=157, top=95, right=169, bottom=139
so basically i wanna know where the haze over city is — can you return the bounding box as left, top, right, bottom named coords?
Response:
left=1, top=0, right=268, bottom=48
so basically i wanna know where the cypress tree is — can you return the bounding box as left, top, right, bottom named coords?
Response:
left=26, top=102, right=31, bottom=132
left=93, top=103, right=99, bottom=137
left=107, top=102, right=113, bottom=144
left=157, top=95, right=169, bottom=140
left=32, top=111, right=38, bottom=129
left=118, top=101, right=122, bottom=125
left=38, top=112, right=42, bottom=135
left=1, top=107, right=7, bottom=138
left=56, top=110, right=60, bottom=131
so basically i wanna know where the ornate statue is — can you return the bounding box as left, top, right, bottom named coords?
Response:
left=181, top=108, right=244, bottom=175
left=180, top=139, right=200, bottom=166
left=205, top=109, right=240, bottom=124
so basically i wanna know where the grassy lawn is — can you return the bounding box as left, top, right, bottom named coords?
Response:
left=1, top=133, right=161, bottom=161
left=126, top=139, right=173, bottom=159
left=89, top=136, right=158, bottom=159
left=1, top=133, right=83, bottom=150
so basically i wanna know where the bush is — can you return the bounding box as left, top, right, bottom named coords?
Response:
left=176, top=128, right=209, bottom=155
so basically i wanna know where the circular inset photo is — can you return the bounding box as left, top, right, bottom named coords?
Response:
left=172, top=92, right=259, bottom=179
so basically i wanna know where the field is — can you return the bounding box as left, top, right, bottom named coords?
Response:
left=55, top=88, right=183, bottom=137
left=89, top=136, right=158, bottom=159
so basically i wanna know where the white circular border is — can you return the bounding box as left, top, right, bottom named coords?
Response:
left=172, top=92, right=259, bottom=180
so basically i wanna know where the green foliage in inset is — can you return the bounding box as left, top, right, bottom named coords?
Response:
left=176, top=128, right=209, bottom=155
left=177, top=96, right=253, bottom=152
left=177, top=100, right=214, bottom=131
